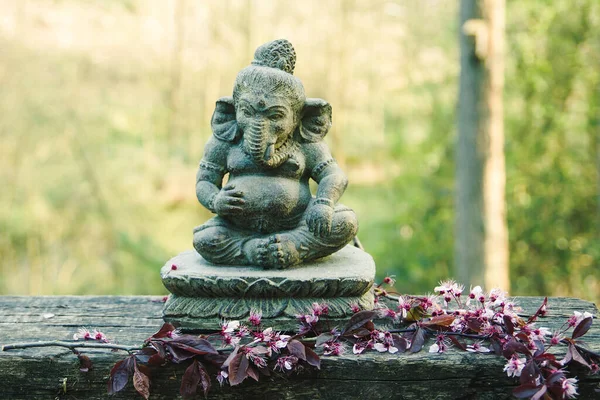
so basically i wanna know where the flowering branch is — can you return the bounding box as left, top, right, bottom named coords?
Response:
left=2, top=280, right=598, bottom=400
left=1, top=341, right=141, bottom=353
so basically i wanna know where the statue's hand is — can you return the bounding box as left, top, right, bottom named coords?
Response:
left=306, top=202, right=334, bottom=237
left=213, top=183, right=245, bottom=216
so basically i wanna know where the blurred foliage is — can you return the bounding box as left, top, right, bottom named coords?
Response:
left=0, top=0, right=597, bottom=303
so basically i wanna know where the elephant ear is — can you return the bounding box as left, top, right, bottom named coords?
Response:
left=211, top=96, right=240, bottom=142
left=299, top=98, right=332, bottom=143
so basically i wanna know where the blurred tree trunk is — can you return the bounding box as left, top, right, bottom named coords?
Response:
left=455, top=0, right=509, bottom=291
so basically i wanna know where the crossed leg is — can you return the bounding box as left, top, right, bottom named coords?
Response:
left=193, top=206, right=358, bottom=269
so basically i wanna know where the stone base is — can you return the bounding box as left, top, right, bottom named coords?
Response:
left=161, top=245, right=376, bottom=331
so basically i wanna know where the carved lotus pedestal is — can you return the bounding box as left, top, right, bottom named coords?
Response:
left=161, top=245, right=375, bottom=331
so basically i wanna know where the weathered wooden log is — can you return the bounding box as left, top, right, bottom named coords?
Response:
left=1, top=296, right=598, bottom=399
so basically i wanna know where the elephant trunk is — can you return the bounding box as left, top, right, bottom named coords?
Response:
left=244, top=119, right=274, bottom=166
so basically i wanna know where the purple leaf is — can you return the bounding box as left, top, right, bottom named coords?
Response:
left=546, top=370, right=566, bottom=386
left=513, top=383, right=544, bottom=399
left=198, top=362, right=212, bottom=398
left=164, top=343, right=196, bottom=363
left=449, top=336, right=467, bottom=351
left=423, top=314, right=455, bottom=328
left=180, top=360, right=201, bottom=399
left=531, top=385, right=548, bottom=400
left=566, top=344, right=591, bottom=369
left=168, top=336, right=219, bottom=355
left=392, top=334, right=409, bottom=353
left=246, top=365, right=260, bottom=382
left=149, top=323, right=176, bottom=340
left=315, top=333, right=334, bottom=346
left=107, top=356, right=134, bottom=395
left=351, top=328, right=371, bottom=338
left=503, top=315, right=515, bottom=335
left=519, top=360, right=538, bottom=385
left=147, top=344, right=167, bottom=366
left=466, top=318, right=482, bottom=333
left=304, top=346, right=321, bottom=369
left=572, top=317, right=593, bottom=340
left=222, top=346, right=239, bottom=368
left=409, top=327, right=426, bottom=353
left=287, top=340, right=307, bottom=361
left=228, top=353, right=249, bottom=386
left=489, top=338, right=503, bottom=355
left=341, top=310, right=377, bottom=334
left=502, top=339, right=530, bottom=359
left=532, top=340, right=545, bottom=357
left=133, top=359, right=150, bottom=400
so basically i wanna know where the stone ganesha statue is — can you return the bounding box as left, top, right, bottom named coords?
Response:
left=193, top=39, right=358, bottom=269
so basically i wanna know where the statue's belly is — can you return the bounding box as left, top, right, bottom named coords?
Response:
left=225, top=175, right=311, bottom=233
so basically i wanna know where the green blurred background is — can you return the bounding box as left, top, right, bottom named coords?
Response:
left=0, top=0, right=598, bottom=303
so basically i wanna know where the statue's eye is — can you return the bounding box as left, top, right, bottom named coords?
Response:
left=269, top=113, right=283, bottom=121
left=242, top=109, right=252, bottom=117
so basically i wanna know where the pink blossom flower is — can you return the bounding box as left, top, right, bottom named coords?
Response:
left=74, top=328, right=109, bottom=343
left=567, top=311, right=593, bottom=328
left=297, top=313, right=319, bottom=325
left=248, top=310, right=262, bottom=326
left=236, top=325, right=250, bottom=338
left=468, top=285, right=485, bottom=304
left=222, top=333, right=241, bottom=346
left=383, top=276, right=396, bottom=286
left=419, top=294, right=438, bottom=311
left=247, top=350, right=268, bottom=368
left=450, top=317, right=465, bottom=332
left=466, top=341, right=490, bottom=353
left=380, top=307, right=397, bottom=320
left=373, top=331, right=399, bottom=354
left=221, top=320, right=240, bottom=334
left=429, top=334, right=450, bottom=353
left=353, top=341, right=368, bottom=355
left=216, top=370, right=228, bottom=386
left=93, top=330, right=108, bottom=343
left=396, top=296, right=412, bottom=319
left=166, top=329, right=180, bottom=339
left=434, top=280, right=457, bottom=295
left=322, top=341, right=345, bottom=356
left=274, top=333, right=290, bottom=350
left=311, top=303, right=329, bottom=316
left=503, top=355, right=526, bottom=377
left=73, top=328, right=92, bottom=341
left=530, top=326, right=551, bottom=342
left=561, top=377, right=578, bottom=399
left=275, top=355, right=299, bottom=372
left=428, top=343, right=441, bottom=353
left=550, top=331, right=565, bottom=346
left=262, top=327, right=274, bottom=341
left=488, top=288, right=507, bottom=306
left=374, top=342, right=398, bottom=354
left=349, top=303, right=361, bottom=313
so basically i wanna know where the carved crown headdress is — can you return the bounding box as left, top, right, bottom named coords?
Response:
left=251, top=39, right=296, bottom=75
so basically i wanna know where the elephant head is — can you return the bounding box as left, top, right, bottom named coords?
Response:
left=211, top=96, right=332, bottom=168
left=210, top=39, right=332, bottom=168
